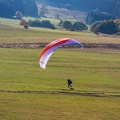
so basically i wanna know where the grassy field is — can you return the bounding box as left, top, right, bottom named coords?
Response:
left=0, top=17, right=60, bottom=26
left=1, top=48, right=120, bottom=92
left=0, top=19, right=120, bottom=120
left=0, top=48, right=120, bottom=120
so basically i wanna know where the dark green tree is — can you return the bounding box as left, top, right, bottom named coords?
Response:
left=62, top=21, right=72, bottom=30
left=90, top=20, right=119, bottom=34
left=99, top=20, right=118, bottom=34
left=85, top=9, right=115, bottom=24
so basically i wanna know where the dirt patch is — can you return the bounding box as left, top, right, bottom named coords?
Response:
left=0, top=42, right=120, bottom=49
left=0, top=90, right=120, bottom=98
left=0, top=42, right=47, bottom=49
left=98, top=32, right=120, bottom=38
left=82, top=48, right=120, bottom=54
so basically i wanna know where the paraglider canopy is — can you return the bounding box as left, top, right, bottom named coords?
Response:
left=39, top=38, right=84, bottom=69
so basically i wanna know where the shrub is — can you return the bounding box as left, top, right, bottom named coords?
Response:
left=20, top=19, right=26, bottom=26
left=61, top=21, right=88, bottom=31
left=28, top=19, right=41, bottom=27
left=40, top=20, right=55, bottom=29
left=27, top=19, right=55, bottom=29
left=72, top=22, right=88, bottom=31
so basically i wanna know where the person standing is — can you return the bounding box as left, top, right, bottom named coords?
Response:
left=67, top=78, right=72, bottom=88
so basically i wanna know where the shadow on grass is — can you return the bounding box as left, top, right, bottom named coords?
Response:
left=61, top=88, right=74, bottom=91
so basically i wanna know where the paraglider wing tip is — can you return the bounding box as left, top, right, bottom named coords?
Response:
left=40, top=61, right=46, bottom=69
left=79, top=43, right=84, bottom=49
left=40, top=65, right=46, bottom=69
left=42, top=67, right=46, bottom=69
left=81, top=46, right=84, bottom=49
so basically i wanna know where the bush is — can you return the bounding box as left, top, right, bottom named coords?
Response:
left=61, top=21, right=88, bottom=31
left=72, top=22, right=88, bottom=31
left=40, top=20, right=55, bottom=29
left=27, top=19, right=55, bottom=29
left=20, top=19, right=26, bottom=26
left=28, top=19, right=41, bottom=27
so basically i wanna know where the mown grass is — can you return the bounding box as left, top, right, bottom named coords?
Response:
left=0, top=92, right=120, bottom=120
left=0, top=17, right=21, bottom=27
left=0, top=17, right=60, bottom=26
left=0, top=48, right=120, bottom=120
left=0, top=48, right=120, bottom=93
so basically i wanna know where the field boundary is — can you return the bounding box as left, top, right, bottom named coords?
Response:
left=0, top=90, right=120, bottom=98
left=0, top=42, right=120, bottom=49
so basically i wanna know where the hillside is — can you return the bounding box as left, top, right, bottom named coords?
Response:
left=37, top=4, right=86, bottom=22
left=0, top=0, right=120, bottom=21
left=36, top=0, right=120, bottom=18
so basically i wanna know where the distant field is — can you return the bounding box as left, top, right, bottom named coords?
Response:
left=0, top=22, right=120, bottom=44
left=0, top=18, right=120, bottom=120
left=0, top=17, right=60, bottom=26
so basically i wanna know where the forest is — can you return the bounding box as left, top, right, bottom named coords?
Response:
left=0, top=0, right=38, bottom=18
left=0, top=0, right=120, bottom=18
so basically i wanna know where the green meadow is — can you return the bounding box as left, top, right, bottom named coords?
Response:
left=0, top=19, right=120, bottom=120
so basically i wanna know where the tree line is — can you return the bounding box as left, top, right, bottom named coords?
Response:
left=26, top=19, right=88, bottom=31
left=26, top=19, right=120, bottom=35
left=1, top=0, right=120, bottom=18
